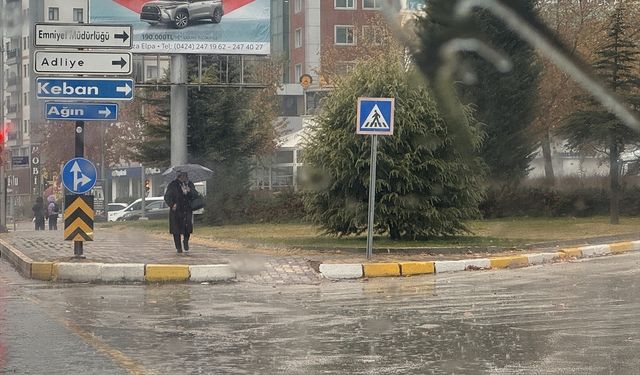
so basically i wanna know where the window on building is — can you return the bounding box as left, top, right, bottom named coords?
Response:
left=280, top=95, right=299, bottom=116
left=335, top=0, right=355, bottom=9
left=335, top=26, right=355, bottom=45
left=48, top=7, right=59, bottom=21
left=336, top=61, right=356, bottom=75
left=363, top=0, right=382, bottom=9
left=276, top=150, right=294, bottom=164
left=23, top=120, right=28, bottom=134
left=362, top=25, right=385, bottom=45
left=295, top=28, right=302, bottom=48
left=146, top=66, right=158, bottom=80
left=73, top=8, right=84, bottom=23
left=294, top=0, right=302, bottom=13
left=23, top=93, right=27, bottom=107
left=295, top=64, right=302, bottom=81
left=22, top=37, right=26, bottom=50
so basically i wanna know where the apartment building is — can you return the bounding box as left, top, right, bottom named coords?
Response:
left=1, top=0, right=88, bottom=217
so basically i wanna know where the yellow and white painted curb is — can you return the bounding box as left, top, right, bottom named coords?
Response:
left=0, top=238, right=235, bottom=283
left=320, top=240, right=640, bottom=279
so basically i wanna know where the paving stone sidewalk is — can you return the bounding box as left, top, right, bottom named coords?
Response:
left=0, top=221, right=323, bottom=285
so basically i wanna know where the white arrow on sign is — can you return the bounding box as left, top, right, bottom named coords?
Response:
left=34, top=51, right=133, bottom=75
left=116, top=84, right=132, bottom=96
left=71, top=161, right=92, bottom=191
left=98, top=107, right=111, bottom=118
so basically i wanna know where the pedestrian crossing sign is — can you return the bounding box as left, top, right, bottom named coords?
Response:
left=357, top=97, right=394, bottom=135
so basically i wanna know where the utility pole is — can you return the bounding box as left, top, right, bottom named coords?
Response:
left=170, top=55, right=188, bottom=166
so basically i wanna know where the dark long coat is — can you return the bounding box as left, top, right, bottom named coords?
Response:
left=164, top=179, right=196, bottom=235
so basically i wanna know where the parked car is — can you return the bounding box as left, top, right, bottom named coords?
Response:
left=140, top=0, right=224, bottom=29
left=112, top=197, right=169, bottom=221
left=107, top=203, right=128, bottom=222
left=119, top=198, right=171, bottom=221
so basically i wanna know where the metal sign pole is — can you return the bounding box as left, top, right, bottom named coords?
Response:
left=74, top=121, right=85, bottom=258
left=366, top=135, right=378, bottom=260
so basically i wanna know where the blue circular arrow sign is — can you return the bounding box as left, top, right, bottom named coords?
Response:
left=62, top=157, right=97, bottom=194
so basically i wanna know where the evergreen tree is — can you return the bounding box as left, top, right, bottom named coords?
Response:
left=302, top=52, right=486, bottom=240
left=558, top=4, right=640, bottom=224
left=415, top=0, right=541, bottom=188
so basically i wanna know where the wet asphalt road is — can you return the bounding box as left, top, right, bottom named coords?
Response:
left=1, top=253, right=640, bottom=374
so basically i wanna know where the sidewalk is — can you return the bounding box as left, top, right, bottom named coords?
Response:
left=2, top=220, right=640, bottom=284
left=0, top=221, right=322, bottom=285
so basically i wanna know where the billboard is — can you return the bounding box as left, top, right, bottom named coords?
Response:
left=89, top=0, right=270, bottom=55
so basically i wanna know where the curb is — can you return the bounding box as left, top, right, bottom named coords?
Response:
left=319, top=240, right=640, bottom=279
left=0, top=238, right=236, bottom=283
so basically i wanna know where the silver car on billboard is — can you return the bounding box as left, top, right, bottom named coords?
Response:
left=140, top=0, right=224, bottom=29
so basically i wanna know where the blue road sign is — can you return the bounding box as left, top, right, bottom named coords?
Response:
left=357, top=97, right=395, bottom=136
left=45, top=102, right=118, bottom=121
left=36, top=77, right=134, bottom=101
left=62, top=158, right=97, bottom=194
left=11, top=156, right=29, bottom=167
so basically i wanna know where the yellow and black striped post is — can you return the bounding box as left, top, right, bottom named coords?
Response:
left=64, top=195, right=94, bottom=242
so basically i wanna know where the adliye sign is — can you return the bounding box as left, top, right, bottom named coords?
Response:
left=89, top=0, right=270, bottom=55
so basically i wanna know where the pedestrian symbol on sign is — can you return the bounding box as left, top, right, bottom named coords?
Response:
left=357, top=97, right=394, bottom=135
left=361, top=105, right=390, bottom=130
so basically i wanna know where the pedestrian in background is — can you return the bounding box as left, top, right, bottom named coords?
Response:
left=32, top=196, right=46, bottom=231
left=164, top=171, right=196, bottom=254
left=47, top=195, right=59, bottom=230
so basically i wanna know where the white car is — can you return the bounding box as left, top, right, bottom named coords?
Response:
left=107, top=203, right=128, bottom=222
left=108, top=197, right=165, bottom=222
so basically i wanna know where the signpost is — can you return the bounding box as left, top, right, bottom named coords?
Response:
left=356, top=97, right=395, bottom=260
left=34, top=22, right=134, bottom=258
left=62, top=158, right=97, bottom=195
left=34, top=23, right=133, bottom=49
left=11, top=156, right=28, bottom=168
left=45, top=103, right=118, bottom=121
left=34, top=51, right=132, bottom=75
left=36, top=77, right=134, bottom=101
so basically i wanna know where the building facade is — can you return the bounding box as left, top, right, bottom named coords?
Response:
left=2, top=0, right=89, bottom=218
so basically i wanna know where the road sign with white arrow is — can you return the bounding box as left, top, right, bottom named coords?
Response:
left=34, top=23, right=133, bottom=49
left=36, top=77, right=134, bottom=101
left=62, top=157, right=97, bottom=195
left=45, top=102, right=118, bottom=121
left=34, top=51, right=132, bottom=75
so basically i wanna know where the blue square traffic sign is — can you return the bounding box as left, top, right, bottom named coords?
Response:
left=357, top=97, right=395, bottom=135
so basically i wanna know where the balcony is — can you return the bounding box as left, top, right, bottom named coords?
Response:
left=6, top=131, right=17, bottom=141
left=6, top=104, right=17, bottom=115
left=5, top=49, right=18, bottom=62
left=6, top=77, right=17, bottom=92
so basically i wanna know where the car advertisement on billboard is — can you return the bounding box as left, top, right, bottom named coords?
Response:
left=89, top=0, right=270, bottom=55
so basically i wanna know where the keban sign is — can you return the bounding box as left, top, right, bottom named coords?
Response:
left=34, top=23, right=133, bottom=49
left=357, top=97, right=395, bottom=136
left=36, top=77, right=134, bottom=101
left=34, top=51, right=132, bottom=75
left=45, top=103, right=118, bottom=121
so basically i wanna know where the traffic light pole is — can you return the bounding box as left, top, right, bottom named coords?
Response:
left=73, top=121, right=85, bottom=258
left=140, top=164, right=147, bottom=220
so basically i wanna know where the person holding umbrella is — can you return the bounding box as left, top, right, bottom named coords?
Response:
left=164, top=171, right=197, bottom=253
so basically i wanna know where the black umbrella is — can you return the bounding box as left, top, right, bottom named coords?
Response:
left=162, top=164, right=214, bottom=183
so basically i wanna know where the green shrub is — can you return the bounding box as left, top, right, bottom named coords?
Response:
left=246, top=189, right=306, bottom=223
left=480, top=185, right=640, bottom=218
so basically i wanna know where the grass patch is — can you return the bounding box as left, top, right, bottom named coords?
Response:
left=102, top=216, right=640, bottom=250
